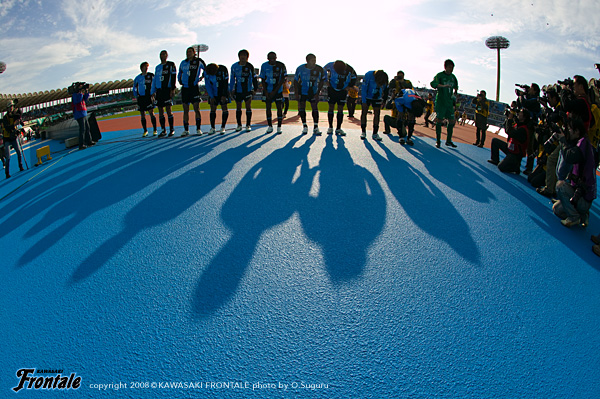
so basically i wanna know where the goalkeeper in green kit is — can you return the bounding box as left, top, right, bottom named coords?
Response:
left=430, top=59, right=458, bottom=148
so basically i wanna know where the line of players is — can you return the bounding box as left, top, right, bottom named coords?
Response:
left=133, top=48, right=457, bottom=145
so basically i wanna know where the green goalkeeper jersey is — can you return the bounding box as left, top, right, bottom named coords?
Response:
left=430, top=71, right=458, bottom=107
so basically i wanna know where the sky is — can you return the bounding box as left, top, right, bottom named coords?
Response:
left=0, top=0, right=599, bottom=104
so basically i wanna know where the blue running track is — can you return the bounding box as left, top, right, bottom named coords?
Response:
left=1, top=124, right=599, bottom=398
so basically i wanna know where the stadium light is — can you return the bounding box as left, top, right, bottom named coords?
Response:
left=485, top=36, right=510, bottom=102
left=192, top=44, right=209, bottom=55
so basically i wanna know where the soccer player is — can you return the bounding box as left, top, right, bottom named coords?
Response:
left=153, top=50, right=177, bottom=137
left=132, top=62, right=157, bottom=137
left=204, top=63, right=230, bottom=135
left=178, top=47, right=205, bottom=136
left=323, top=60, right=357, bottom=136
left=430, top=59, right=459, bottom=148
left=294, top=53, right=326, bottom=135
left=360, top=70, right=389, bottom=140
left=230, top=49, right=258, bottom=132
left=383, top=89, right=426, bottom=146
left=259, top=51, right=287, bottom=134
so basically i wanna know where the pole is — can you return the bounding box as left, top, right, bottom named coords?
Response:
left=496, top=48, right=501, bottom=102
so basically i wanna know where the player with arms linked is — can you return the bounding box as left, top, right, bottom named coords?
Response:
left=360, top=69, right=389, bottom=141
left=294, top=53, right=326, bottom=136
left=179, top=47, right=206, bottom=136
left=153, top=50, right=177, bottom=137
left=133, top=62, right=157, bottom=137
left=324, top=60, right=356, bottom=136
left=230, top=49, right=258, bottom=132
left=259, top=51, right=287, bottom=134
left=205, top=63, right=230, bottom=135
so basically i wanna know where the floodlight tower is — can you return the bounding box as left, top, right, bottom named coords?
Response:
left=485, top=36, right=510, bottom=102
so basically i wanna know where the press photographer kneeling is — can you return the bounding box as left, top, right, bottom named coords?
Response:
left=552, top=116, right=596, bottom=227
left=487, top=108, right=530, bottom=174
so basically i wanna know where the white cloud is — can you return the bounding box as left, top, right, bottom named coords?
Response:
left=174, top=0, right=278, bottom=27
left=0, top=0, right=22, bottom=18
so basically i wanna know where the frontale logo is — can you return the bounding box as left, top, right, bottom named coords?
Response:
left=12, top=368, right=82, bottom=393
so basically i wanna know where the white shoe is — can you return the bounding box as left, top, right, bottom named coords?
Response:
left=302, top=125, right=308, bottom=135
left=196, top=128, right=203, bottom=136
left=373, top=133, right=382, bottom=141
left=153, top=130, right=158, bottom=136
left=267, top=126, right=274, bottom=133
left=327, top=127, right=334, bottom=135
left=360, top=131, right=366, bottom=140
left=181, top=130, right=189, bottom=137
left=336, top=128, right=346, bottom=136
left=142, top=131, right=148, bottom=137
left=313, top=127, right=322, bottom=136
left=208, top=127, right=216, bottom=135
left=276, top=126, right=282, bottom=134
left=220, top=127, right=226, bottom=135
left=246, top=125, right=252, bottom=132
left=235, top=125, right=242, bottom=132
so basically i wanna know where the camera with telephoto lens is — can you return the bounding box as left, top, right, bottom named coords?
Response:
left=542, top=121, right=567, bottom=153
left=514, top=83, right=530, bottom=98
left=68, top=82, right=90, bottom=94
left=567, top=172, right=586, bottom=206
left=557, top=78, right=574, bottom=90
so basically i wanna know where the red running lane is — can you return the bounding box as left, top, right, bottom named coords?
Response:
left=98, top=110, right=506, bottom=149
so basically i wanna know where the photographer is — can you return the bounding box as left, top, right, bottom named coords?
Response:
left=515, top=83, right=541, bottom=174
left=383, top=88, right=425, bottom=146
left=472, top=90, right=489, bottom=147
left=552, top=116, right=596, bottom=227
left=72, top=82, right=93, bottom=150
left=2, top=100, right=25, bottom=178
left=535, top=89, right=563, bottom=196
left=560, top=76, right=591, bottom=132
left=487, top=108, right=530, bottom=174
